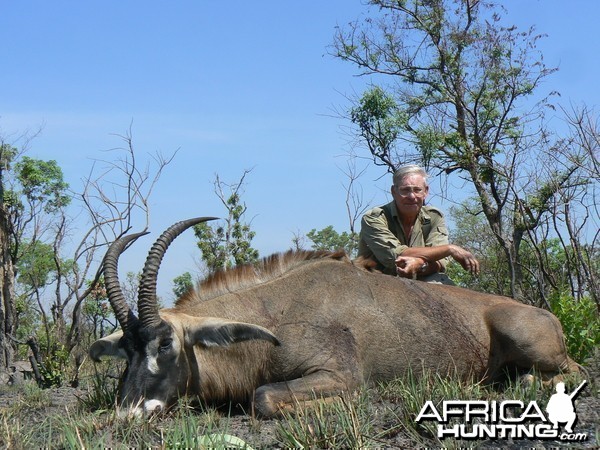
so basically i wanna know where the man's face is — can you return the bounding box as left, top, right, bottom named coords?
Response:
left=391, top=173, right=429, bottom=218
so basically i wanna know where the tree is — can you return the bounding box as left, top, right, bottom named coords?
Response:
left=333, top=0, right=598, bottom=302
left=0, top=143, right=17, bottom=368
left=81, top=277, right=112, bottom=341
left=548, top=106, right=599, bottom=306
left=1, top=127, right=175, bottom=379
left=445, top=198, right=509, bottom=293
left=14, top=240, right=65, bottom=350
left=172, top=272, right=193, bottom=298
left=306, top=226, right=359, bottom=257
left=62, top=132, right=175, bottom=357
left=194, top=170, right=259, bottom=274
left=447, top=198, right=575, bottom=304
left=348, top=86, right=406, bottom=171
left=0, top=141, right=71, bottom=369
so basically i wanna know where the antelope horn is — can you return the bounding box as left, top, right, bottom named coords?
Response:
left=138, top=217, right=218, bottom=329
left=102, top=231, right=149, bottom=331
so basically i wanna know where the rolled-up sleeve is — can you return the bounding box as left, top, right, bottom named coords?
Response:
left=359, top=209, right=407, bottom=271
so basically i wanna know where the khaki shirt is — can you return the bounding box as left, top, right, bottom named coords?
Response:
left=358, top=201, right=450, bottom=275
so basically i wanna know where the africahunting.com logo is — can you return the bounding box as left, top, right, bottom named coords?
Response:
left=416, top=380, right=588, bottom=442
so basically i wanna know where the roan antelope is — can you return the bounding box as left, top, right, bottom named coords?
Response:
left=90, top=217, right=580, bottom=416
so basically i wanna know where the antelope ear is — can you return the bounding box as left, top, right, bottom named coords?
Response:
left=185, top=317, right=280, bottom=348
left=89, top=330, right=127, bottom=361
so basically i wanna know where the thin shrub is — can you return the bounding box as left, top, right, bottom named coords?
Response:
left=551, top=293, right=599, bottom=362
left=377, top=367, right=483, bottom=446
left=276, top=390, right=376, bottom=448
left=79, top=367, right=119, bottom=412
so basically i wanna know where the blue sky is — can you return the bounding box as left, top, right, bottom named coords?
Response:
left=2, top=1, right=599, bottom=302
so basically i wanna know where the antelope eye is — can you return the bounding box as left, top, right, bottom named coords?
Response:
left=159, top=338, right=173, bottom=352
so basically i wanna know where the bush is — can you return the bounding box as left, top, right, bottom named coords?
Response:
left=550, top=293, right=600, bottom=362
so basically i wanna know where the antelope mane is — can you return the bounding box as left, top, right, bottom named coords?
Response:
left=176, top=250, right=348, bottom=306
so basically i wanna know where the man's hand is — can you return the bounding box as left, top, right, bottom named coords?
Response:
left=395, top=256, right=427, bottom=278
left=448, top=244, right=480, bottom=275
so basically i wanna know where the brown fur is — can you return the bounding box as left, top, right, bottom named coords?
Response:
left=194, top=341, right=273, bottom=404
left=172, top=255, right=579, bottom=416
left=176, top=250, right=348, bottom=306
left=94, top=250, right=580, bottom=417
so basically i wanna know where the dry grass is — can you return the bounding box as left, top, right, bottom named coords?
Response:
left=0, top=364, right=597, bottom=449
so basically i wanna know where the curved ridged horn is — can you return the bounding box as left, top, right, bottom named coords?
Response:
left=102, top=231, right=149, bottom=331
left=138, top=217, right=218, bottom=329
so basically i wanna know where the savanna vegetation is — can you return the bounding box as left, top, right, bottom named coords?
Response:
left=1, top=363, right=596, bottom=448
left=0, top=0, right=598, bottom=448
left=328, top=0, right=599, bottom=361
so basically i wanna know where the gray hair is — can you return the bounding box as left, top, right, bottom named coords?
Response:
left=393, top=165, right=428, bottom=187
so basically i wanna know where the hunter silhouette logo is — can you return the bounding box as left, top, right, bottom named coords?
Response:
left=415, top=380, right=589, bottom=442
left=546, top=380, right=587, bottom=434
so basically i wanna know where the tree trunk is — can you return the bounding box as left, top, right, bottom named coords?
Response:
left=0, top=273, right=15, bottom=369
left=0, top=189, right=16, bottom=370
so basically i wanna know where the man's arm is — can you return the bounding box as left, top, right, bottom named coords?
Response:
left=359, top=209, right=409, bottom=272
left=360, top=206, right=479, bottom=278
left=396, top=245, right=480, bottom=277
left=395, top=209, right=479, bottom=278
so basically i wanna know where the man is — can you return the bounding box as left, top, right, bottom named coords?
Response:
left=358, top=165, right=479, bottom=284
